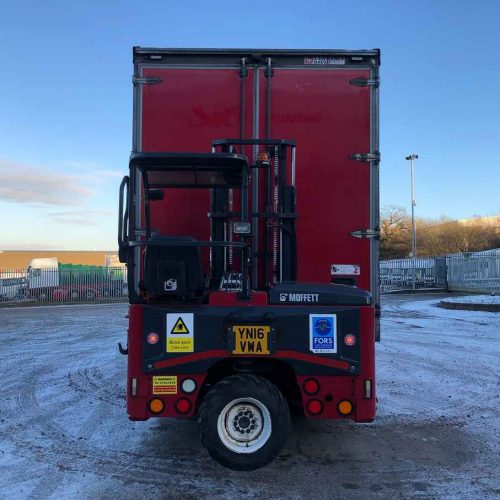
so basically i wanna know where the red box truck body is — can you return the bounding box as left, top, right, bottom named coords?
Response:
left=119, top=47, right=380, bottom=470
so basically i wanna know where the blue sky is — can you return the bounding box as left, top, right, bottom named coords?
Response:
left=1, top=0, right=499, bottom=250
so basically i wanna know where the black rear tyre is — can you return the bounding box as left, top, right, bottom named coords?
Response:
left=198, top=374, right=290, bottom=471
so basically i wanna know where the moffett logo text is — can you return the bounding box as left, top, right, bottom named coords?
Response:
left=280, top=293, right=319, bottom=303
left=309, top=314, right=337, bottom=353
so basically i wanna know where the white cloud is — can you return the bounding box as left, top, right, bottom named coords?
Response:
left=49, top=209, right=114, bottom=226
left=0, top=160, right=94, bottom=206
left=65, top=160, right=124, bottom=180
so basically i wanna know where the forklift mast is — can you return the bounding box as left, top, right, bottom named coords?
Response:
left=210, top=139, right=297, bottom=289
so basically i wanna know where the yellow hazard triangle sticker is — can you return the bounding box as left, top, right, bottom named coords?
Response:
left=171, top=317, right=189, bottom=334
left=166, top=313, right=194, bottom=353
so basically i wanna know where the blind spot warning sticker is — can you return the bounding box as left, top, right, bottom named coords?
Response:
left=171, top=317, right=189, bottom=334
left=166, top=313, right=194, bottom=353
left=153, top=376, right=177, bottom=395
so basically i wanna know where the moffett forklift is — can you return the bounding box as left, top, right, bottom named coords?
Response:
left=118, top=47, right=380, bottom=470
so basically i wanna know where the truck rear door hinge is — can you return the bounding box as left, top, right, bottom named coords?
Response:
left=240, top=57, right=248, bottom=78
left=350, top=76, right=380, bottom=87
left=350, top=152, right=381, bottom=163
left=133, top=76, right=162, bottom=86
left=351, top=229, right=380, bottom=239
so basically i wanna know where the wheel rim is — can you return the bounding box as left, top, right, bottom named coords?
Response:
left=217, top=397, right=272, bottom=454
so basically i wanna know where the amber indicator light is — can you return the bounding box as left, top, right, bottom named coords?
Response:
left=149, top=398, right=164, bottom=414
left=337, top=400, right=353, bottom=415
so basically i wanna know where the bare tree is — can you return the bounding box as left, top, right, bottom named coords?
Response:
left=380, top=206, right=411, bottom=259
left=380, top=209, right=500, bottom=259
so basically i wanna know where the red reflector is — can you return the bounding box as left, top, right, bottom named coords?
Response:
left=307, top=399, right=323, bottom=415
left=147, top=332, right=159, bottom=345
left=175, top=398, right=192, bottom=414
left=304, top=379, right=320, bottom=395
left=344, top=334, right=356, bottom=346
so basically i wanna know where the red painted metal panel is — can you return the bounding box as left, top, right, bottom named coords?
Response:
left=294, top=307, right=375, bottom=422
left=208, top=290, right=268, bottom=306
left=141, top=67, right=252, bottom=268
left=127, top=304, right=148, bottom=419
left=260, top=69, right=372, bottom=290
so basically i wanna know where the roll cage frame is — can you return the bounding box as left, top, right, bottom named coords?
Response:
left=118, top=151, right=251, bottom=299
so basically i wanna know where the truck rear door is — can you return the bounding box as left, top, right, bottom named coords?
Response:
left=258, top=58, right=378, bottom=294
left=133, top=48, right=380, bottom=334
left=135, top=59, right=253, bottom=241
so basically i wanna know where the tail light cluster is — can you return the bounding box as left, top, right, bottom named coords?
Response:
left=149, top=398, right=164, bottom=414
left=307, top=399, right=323, bottom=415
left=303, top=378, right=320, bottom=395
left=303, top=378, right=354, bottom=417
left=343, top=333, right=356, bottom=346
left=146, top=332, right=159, bottom=345
left=131, top=377, right=138, bottom=396
left=181, top=378, right=196, bottom=393
left=148, top=377, right=198, bottom=415
left=303, top=378, right=325, bottom=415
left=175, top=398, right=192, bottom=414
left=337, top=400, right=353, bottom=415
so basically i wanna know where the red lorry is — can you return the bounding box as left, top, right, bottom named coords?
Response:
left=118, top=47, right=380, bottom=470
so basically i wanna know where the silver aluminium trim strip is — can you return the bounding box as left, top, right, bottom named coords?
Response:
left=251, top=67, right=260, bottom=288
left=370, top=64, right=380, bottom=339
left=133, top=63, right=144, bottom=293
left=138, top=64, right=241, bottom=71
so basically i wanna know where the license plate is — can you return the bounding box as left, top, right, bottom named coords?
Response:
left=232, top=325, right=270, bottom=355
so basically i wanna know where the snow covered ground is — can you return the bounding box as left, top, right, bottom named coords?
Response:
left=0, top=296, right=499, bottom=499
left=442, top=294, right=500, bottom=305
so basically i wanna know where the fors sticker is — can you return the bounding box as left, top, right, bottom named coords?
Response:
left=309, top=314, right=337, bottom=354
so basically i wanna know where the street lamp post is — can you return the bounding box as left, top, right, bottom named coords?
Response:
left=405, top=154, right=418, bottom=289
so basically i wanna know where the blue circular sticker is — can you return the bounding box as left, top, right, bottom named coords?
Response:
left=314, top=318, right=332, bottom=335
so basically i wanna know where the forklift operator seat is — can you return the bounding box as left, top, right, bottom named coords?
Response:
left=140, top=235, right=204, bottom=298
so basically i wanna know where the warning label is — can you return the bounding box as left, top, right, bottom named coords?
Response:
left=171, top=317, right=189, bottom=334
left=166, top=313, right=194, bottom=353
left=152, top=376, right=177, bottom=395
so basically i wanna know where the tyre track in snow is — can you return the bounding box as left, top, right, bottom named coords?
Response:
left=0, top=304, right=236, bottom=496
left=1, top=299, right=499, bottom=498
left=15, top=366, right=204, bottom=474
left=12, top=367, right=231, bottom=494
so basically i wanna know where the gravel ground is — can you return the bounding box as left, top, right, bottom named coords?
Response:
left=0, top=295, right=499, bottom=499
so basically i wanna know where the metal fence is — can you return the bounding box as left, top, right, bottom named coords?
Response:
left=380, top=251, right=500, bottom=293
left=446, top=252, right=500, bottom=293
left=380, top=257, right=447, bottom=292
left=4, top=254, right=499, bottom=302
left=0, top=267, right=128, bottom=304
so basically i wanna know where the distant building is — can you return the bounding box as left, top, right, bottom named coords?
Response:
left=456, top=215, right=500, bottom=228
left=0, top=250, right=120, bottom=270
left=429, top=215, right=500, bottom=231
